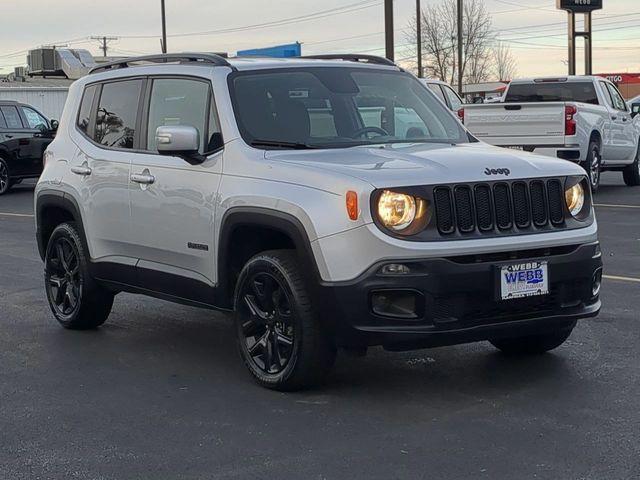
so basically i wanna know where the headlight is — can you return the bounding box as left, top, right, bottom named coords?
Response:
left=565, top=182, right=585, bottom=217
left=376, top=190, right=429, bottom=235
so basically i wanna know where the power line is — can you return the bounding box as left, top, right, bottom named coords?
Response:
left=115, top=1, right=381, bottom=39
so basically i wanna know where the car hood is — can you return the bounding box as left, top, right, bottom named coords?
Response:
left=265, top=142, right=585, bottom=188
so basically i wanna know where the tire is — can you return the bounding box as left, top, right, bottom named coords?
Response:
left=44, top=222, right=114, bottom=329
left=622, top=146, right=640, bottom=186
left=581, top=141, right=601, bottom=193
left=490, top=327, right=574, bottom=355
left=234, top=250, right=336, bottom=391
left=0, top=157, right=10, bottom=195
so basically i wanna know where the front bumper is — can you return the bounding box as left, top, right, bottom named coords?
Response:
left=317, top=242, right=602, bottom=351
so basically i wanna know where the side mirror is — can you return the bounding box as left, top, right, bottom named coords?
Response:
left=631, top=103, right=640, bottom=119
left=155, top=125, right=204, bottom=165
left=50, top=119, right=59, bottom=131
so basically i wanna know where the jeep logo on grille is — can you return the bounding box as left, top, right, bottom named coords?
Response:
left=484, top=168, right=511, bottom=176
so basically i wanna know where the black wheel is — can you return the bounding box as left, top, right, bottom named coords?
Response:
left=234, top=250, right=336, bottom=391
left=622, top=145, right=640, bottom=186
left=0, top=157, right=10, bottom=195
left=44, top=222, right=114, bottom=329
left=490, top=327, right=574, bottom=355
left=581, top=141, right=601, bottom=192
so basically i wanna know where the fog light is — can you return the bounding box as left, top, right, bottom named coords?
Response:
left=379, top=263, right=411, bottom=275
left=371, top=290, right=420, bottom=319
left=592, top=269, right=603, bottom=297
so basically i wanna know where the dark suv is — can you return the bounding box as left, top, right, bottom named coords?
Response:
left=0, top=101, right=56, bottom=195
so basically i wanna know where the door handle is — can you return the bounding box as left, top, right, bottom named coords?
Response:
left=622, top=117, right=628, bottom=122
left=70, top=165, right=92, bottom=176
left=130, top=172, right=155, bottom=184
left=611, top=115, right=618, bottom=120
left=5, top=134, right=13, bottom=139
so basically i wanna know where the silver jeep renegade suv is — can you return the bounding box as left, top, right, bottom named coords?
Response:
left=35, top=53, right=602, bottom=390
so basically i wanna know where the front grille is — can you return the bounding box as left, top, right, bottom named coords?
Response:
left=434, top=179, right=566, bottom=236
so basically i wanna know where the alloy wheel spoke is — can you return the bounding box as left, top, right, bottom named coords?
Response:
left=276, top=332, right=293, bottom=348
left=56, top=243, right=70, bottom=273
left=248, top=331, right=269, bottom=356
left=244, top=294, right=269, bottom=322
left=241, top=318, right=263, bottom=338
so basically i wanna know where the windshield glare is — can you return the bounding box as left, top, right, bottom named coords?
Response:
left=230, top=67, right=468, bottom=149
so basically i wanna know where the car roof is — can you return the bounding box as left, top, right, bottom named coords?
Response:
left=226, top=56, right=400, bottom=71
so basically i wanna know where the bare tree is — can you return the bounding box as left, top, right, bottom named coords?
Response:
left=493, top=42, right=518, bottom=82
left=404, top=0, right=495, bottom=85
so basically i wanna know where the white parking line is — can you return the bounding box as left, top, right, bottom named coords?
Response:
left=595, top=204, right=640, bottom=209
left=0, top=212, right=34, bottom=218
left=604, top=274, right=640, bottom=284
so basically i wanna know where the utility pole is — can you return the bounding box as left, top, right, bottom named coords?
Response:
left=161, top=0, right=168, bottom=53
left=457, top=0, right=463, bottom=96
left=384, top=0, right=394, bottom=61
left=416, top=0, right=422, bottom=78
left=90, top=36, right=118, bottom=57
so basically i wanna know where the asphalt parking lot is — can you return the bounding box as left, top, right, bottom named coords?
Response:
left=1, top=174, right=638, bottom=480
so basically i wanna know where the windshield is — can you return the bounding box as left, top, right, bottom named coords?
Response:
left=229, top=67, right=468, bottom=149
left=505, top=82, right=599, bottom=105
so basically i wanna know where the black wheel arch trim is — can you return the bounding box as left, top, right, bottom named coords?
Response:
left=35, top=190, right=89, bottom=261
left=217, top=207, right=321, bottom=307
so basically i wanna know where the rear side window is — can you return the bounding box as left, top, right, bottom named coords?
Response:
left=1, top=106, right=24, bottom=129
left=505, top=82, right=598, bottom=105
left=77, top=84, right=98, bottom=134
left=146, top=78, right=210, bottom=153
left=94, top=79, right=143, bottom=149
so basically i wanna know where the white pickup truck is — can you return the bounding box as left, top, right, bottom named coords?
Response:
left=460, top=76, right=640, bottom=190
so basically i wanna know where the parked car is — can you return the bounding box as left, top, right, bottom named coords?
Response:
left=460, top=76, right=640, bottom=191
left=35, top=54, right=601, bottom=390
left=421, top=78, right=464, bottom=112
left=0, top=100, right=57, bottom=195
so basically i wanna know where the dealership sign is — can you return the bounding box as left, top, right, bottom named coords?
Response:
left=557, top=0, right=603, bottom=13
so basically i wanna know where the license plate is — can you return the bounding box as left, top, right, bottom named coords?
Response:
left=505, top=146, right=524, bottom=150
left=500, top=261, right=549, bottom=300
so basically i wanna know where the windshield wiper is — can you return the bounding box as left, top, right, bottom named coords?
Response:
left=250, top=139, right=318, bottom=150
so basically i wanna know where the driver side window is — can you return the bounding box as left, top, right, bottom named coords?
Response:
left=146, top=78, right=213, bottom=154
left=21, top=107, right=48, bottom=130
left=605, top=83, right=627, bottom=112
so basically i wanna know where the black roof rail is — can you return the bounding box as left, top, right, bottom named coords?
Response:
left=301, top=54, right=397, bottom=67
left=89, top=53, right=234, bottom=74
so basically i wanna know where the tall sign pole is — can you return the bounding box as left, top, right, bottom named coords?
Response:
left=161, top=0, right=168, bottom=54
left=557, top=0, right=603, bottom=75
left=457, top=0, right=463, bottom=96
left=416, top=0, right=423, bottom=77
left=385, top=0, right=394, bottom=61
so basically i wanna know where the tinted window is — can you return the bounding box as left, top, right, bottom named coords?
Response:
left=1, top=106, right=24, bottom=129
left=505, top=82, right=598, bottom=105
left=147, top=78, right=210, bottom=153
left=77, top=84, right=98, bottom=134
left=605, top=83, right=627, bottom=111
left=95, top=80, right=142, bottom=149
left=442, top=85, right=463, bottom=111
left=427, top=83, right=446, bottom=102
left=21, top=107, right=48, bottom=129
left=230, top=68, right=467, bottom=149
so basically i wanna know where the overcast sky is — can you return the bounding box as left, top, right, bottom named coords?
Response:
left=1, top=0, right=638, bottom=78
